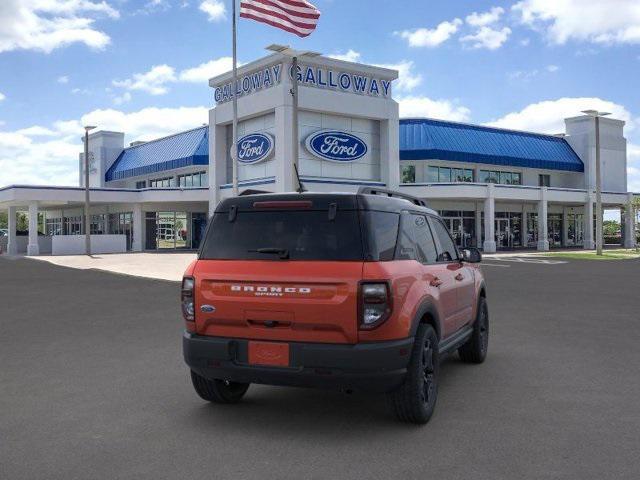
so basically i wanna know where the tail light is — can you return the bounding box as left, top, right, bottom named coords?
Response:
left=182, top=276, right=195, bottom=322
left=359, top=282, right=392, bottom=330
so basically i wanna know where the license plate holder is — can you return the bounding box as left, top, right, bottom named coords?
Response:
left=248, top=341, right=290, bottom=367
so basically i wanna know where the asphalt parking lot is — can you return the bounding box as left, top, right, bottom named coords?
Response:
left=1, top=256, right=639, bottom=480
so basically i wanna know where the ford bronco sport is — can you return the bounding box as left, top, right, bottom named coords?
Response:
left=182, top=187, right=488, bottom=424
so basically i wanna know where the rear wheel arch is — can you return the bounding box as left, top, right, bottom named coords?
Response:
left=410, top=301, right=442, bottom=340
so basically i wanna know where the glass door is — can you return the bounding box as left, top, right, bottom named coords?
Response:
left=157, top=212, right=176, bottom=249
left=548, top=214, right=563, bottom=248
left=495, top=218, right=512, bottom=249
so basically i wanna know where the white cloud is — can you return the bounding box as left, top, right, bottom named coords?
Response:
left=466, top=7, right=504, bottom=27
left=113, top=91, right=132, bottom=105
left=513, top=0, right=640, bottom=45
left=508, top=65, right=560, bottom=81
left=0, top=106, right=209, bottom=187
left=461, top=26, right=511, bottom=50
left=398, top=96, right=471, bottom=122
left=0, top=92, right=5, bottom=102
left=199, top=0, right=226, bottom=22
left=328, top=50, right=362, bottom=63
left=486, top=97, right=635, bottom=134
left=373, top=60, right=422, bottom=93
left=113, top=64, right=177, bottom=95
left=57, top=75, right=69, bottom=84
left=520, top=38, right=531, bottom=46
left=396, top=19, right=463, bottom=48
left=0, top=0, right=119, bottom=54
left=179, top=57, right=234, bottom=83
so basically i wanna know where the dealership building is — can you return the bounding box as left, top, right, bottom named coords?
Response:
left=0, top=52, right=637, bottom=255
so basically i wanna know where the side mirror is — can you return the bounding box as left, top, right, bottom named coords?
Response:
left=461, top=247, right=482, bottom=263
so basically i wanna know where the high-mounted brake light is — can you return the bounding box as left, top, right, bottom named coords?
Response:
left=181, top=276, right=195, bottom=322
left=359, top=282, right=392, bottom=330
left=253, top=200, right=313, bottom=209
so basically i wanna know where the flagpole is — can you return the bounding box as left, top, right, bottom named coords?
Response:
left=291, top=55, right=300, bottom=192
left=231, top=0, right=239, bottom=196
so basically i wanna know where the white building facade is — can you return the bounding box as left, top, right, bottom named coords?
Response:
left=0, top=53, right=637, bottom=255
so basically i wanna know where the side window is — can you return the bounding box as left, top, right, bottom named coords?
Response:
left=364, top=211, right=400, bottom=261
left=396, top=213, right=437, bottom=263
left=428, top=217, right=459, bottom=263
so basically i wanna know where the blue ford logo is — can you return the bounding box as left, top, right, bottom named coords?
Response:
left=305, top=131, right=368, bottom=162
left=235, top=133, right=274, bottom=164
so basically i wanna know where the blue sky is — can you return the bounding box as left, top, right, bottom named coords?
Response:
left=1, top=0, right=639, bottom=194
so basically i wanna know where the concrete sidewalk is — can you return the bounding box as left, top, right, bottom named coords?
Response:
left=28, top=252, right=196, bottom=281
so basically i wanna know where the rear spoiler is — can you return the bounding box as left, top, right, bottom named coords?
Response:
left=357, top=187, right=428, bottom=207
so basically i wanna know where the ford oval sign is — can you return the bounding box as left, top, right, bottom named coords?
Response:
left=305, top=131, right=368, bottom=163
left=234, top=133, right=274, bottom=164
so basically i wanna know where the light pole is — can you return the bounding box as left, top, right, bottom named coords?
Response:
left=266, top=44, right=320, bottom=192
left=581, top=110, right=610, bottom=256
left=83, top=125, right=96, bottom=255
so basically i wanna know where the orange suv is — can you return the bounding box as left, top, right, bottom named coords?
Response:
left=182, top=188, right=488, bottom=423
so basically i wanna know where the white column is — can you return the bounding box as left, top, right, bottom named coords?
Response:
left=537, top=187, right=550, bottom=251
left=475, top=203, right=482, bottom=248
left=275, top=104, right=295, bottom=193
left=624, top=193, right=637, bottom=248
left=483, top=184, right=496, bottom=253
left=7, top=206, right=18, bottom=255
left=380, top=114, right=400, bottom=190
left=584, top=195, right=595, bottom=249
left=132, top=204, right=143, bottom=252
left=209, top=109, right=227, bottom=215
left=27, top=203, right=40, bottom=256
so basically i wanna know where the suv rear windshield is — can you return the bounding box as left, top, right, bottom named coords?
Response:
left=200, top=210, right=365, bottom=261
left=200, top=208, right=401, bottom=261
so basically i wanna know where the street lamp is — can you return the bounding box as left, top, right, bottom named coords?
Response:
left=581, top=110, right=610, bottom=256
left=83, top=125, right=97, bottom=256
left=266, top=44, right=321, bottom=192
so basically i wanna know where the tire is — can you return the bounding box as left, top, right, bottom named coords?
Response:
left=190, top=370, right=250, bottom=404
left=387, top=324, right=439, bottom=424
left=458, top=296, right=489, bottom=364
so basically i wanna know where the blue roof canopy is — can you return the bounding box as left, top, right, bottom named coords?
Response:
left=399, top=118, right=584, bottom=172
left=105, top=126, right=209, bottom=182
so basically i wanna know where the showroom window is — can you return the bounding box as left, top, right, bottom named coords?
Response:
left=539, top=174, right=551, bottom=187
left=401, top=165, right=416, bottom=184
left=427, top=166, right=473, bottom=183
left=479, top=170, right=522, bottom=185
left=178, top=171, right=208, bottom=188
left=149, top=177, right=175, bottom=188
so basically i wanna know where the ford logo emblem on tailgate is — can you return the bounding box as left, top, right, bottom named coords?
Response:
left=305, top=130, right=367, bottom=162
left=200, top=305, right=216, bottom=313
left=234, top=133, right=275, bottom=164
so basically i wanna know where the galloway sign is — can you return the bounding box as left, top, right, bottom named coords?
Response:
left=214, top=64, right=282, bottom=104
left=292, top=64, right=392, bottom=99
left=213, top=61, right=394, bottom=104
left=305, top=131, right=368, bottom=163
left=234, top=133, right=275, bottom=164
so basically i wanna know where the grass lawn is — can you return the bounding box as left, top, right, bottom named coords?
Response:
left=543, top=249, right=640, bottom=260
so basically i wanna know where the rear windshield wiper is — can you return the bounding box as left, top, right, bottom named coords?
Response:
left=248, top=247, right=290, bottom=260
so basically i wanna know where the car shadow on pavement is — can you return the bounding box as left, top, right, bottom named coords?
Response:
left=178, top=355, right=471, bottom=435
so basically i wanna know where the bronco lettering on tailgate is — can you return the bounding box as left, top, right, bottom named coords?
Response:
left=230, top=285, right=312, bottom=297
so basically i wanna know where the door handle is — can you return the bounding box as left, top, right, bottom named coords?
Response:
left=430, top=277, right=443, bottom=287
left=455, top=273, right=464, bottom=281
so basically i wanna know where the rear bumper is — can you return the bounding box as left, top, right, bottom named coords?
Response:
left=183, top=332, right=414, bottom=393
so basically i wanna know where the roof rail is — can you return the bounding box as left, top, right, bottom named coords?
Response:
left=357, top=186, right=428, bottom=207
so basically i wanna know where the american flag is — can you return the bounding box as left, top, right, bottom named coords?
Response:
left=240, top=0, right=321, bottom=38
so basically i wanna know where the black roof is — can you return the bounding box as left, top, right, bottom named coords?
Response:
left=215, top=191, right=438, bottom=216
